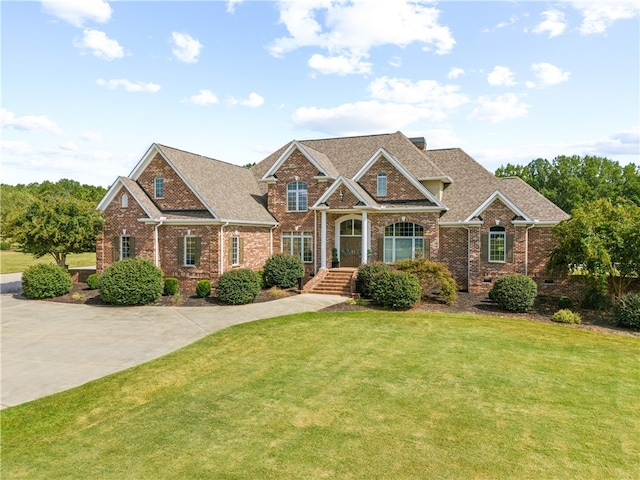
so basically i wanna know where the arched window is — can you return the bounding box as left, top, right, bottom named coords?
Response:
left=489, top=226, right=506, bottom=262
left=287, top=181, right=308, bottom=212
left=377, top=173, right=387, bottom=196
left=383, top=222, right=424, bottom=262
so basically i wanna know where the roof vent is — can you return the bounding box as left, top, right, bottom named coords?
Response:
left=409, top=137, right=426, bottom=150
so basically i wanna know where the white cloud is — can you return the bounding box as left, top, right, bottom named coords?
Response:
left=467, top=93, right=530, bottom=123
left=571, top=0, right=640, bottom=34
left=0, top=108, right=63, bottom=135
left=269, top=0, right=455, bottom=75
left=528, top=62, right=570, bottom=87
left=533, top=10, right=567, bottom=38
left=96, top=78, right=161, bottom=93
left=74, top=29, right=124, bottom=60
left=226, top=0, right=242, bottom=13
left=447, top=67, right=465, bottom=79
left=187, top=89, right=219, bottom=105
left=1, top=140, right=32, bottom=156
left=228, top=92, right=265, bottom=108
left=585, top=126, right=640, bottom=156
left=59, top=141, right=78, bottom=151
left=41, top=0, right=112, bottom=27
left=82, top=131, right=103, bottom=142
left=368, top=77, right=468, bottom=110
left=487, top=66, right=517, bottom=86
left=308, top=53, right=372, bottom=75
left=389, top=56, right=402, bottom=68
left=171, top=32, right=203, bottom=63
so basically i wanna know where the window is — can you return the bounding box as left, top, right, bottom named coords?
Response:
left=121, top=193, right=128, bottom=208
left=120, top=235, right=132, bottom=260
left=377, top=173, right=387, bottom=196
left=154, top=177, right=164, bottom=199
left=231, top=235, right=239, bottom=265
left=383, top=222, right=424, bottom=262
left=287, top=181, right=308, bottom=211
left=489, top=226, right=506, bottom=262
left=340, top=219, right=362, bottom=236
left=282, top=231, right=313, bottom=263
left=184, top=235, right=196, bottom=266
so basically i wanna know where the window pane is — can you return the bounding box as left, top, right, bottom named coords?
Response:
left=414, top=224, right=424, bottom=236
left=185, top=236, right=196, bottom=265
left=395, top=238, right=413, bottom=261
left=283, top=237, right=291, bottom=255
left=377, top=173, right=387, bottom=196
left=489, top=233, right=505, bottom=262
left=303, top=237, right=313, bottom=262
left=385, top=224, right=394, bottom=237
left=352, top=220, right=362, bottom=236
left=121, top=236, right=130, bottom=259
left=384, top=238, right=394, bottom=262
left=415, top=238, right=424, bottom=258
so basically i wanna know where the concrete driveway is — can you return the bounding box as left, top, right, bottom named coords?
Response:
left=0, top=276, right=346, bottom=408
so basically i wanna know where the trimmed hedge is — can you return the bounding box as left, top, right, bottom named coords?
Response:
left=196, top=279, right=211, bottom=298
left=395, top=258, right=458, bottom=306
left=86, top=273, right=101, bottom=290
left=489, top=274, right=538, bottom=313
left=552, top=309, right=582, bottom=324
left=370, top=270, right=421, bottom=310
left=613, top=294, right=640, bottom=330
left=164, top=277, right=179, bottom=296
left=99, top=258, right=163, bottom=306
left=215, top=269, right=260, bottom=305
left=21, top=264, right=72, bottom=299
left=356, top=262, right=391, bottom=298
left=263, top=254, right=304, bottom=289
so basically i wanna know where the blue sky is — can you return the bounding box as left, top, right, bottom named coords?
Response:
left=2, top=0, right=638, bottom=187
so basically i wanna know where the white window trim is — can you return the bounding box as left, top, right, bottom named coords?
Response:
left=120, top=235, right=131, bottom=260
left=383, top=223, right=424, bottom=263
left=184, top=235, right=196, bottom=266
left=286, top=181, right=308, bottom=212
left=231, top=235, right=240, bottom=266
left=154, top=177, right=164, bottom=199
left=488, top=230, right=506, bottom=263
left=377, top=173, right=387, bottom=197
left=282, top=231, right=313, bottom=263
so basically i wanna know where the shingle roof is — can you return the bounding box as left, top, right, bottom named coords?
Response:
left=119, top=176, right=162, bottom=218
left=155, top=145, right=276, bottom=224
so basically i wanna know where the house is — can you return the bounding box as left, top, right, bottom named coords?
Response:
left=96, top=131, right=569, bottom=293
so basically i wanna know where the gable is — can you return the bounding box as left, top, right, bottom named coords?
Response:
left=97, top=177, right=161, bottom=219
left=261, top=141, right=335, bottom=180
left=465, top=191, right=529, bottom=223
left=313, top=176, right=376, bottom=210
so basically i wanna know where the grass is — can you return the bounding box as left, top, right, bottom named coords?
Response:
left=2, top=312, right=639, bottom=479
left=0, top=251, right=96, bottom=274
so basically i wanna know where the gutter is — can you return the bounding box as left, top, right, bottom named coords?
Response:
left=220, top=221, right=229, bottom=275
left=153, top=217, right=166, bottom=267
left=524, top=222, right=538, bottom=276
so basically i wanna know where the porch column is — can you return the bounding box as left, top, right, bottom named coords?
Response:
left=320, top=210, right=327, bottom=269
left=361, top=211, right=368, bottom=264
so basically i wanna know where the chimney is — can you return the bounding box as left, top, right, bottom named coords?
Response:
left=409, top=136, right=426, bottom=150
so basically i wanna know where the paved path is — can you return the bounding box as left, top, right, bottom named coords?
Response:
left=0, top=274, right=346, bottom=408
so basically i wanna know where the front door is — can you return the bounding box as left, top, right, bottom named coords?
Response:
left=340, top=236, right=361, bottom=267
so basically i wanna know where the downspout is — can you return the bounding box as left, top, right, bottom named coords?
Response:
left=524, top=223, right=536, bottom=276
left=463, top=226, right=471, bottom=292
left=270, top=224, right=277, bottom=256
left=314, top=210, right=317, bottom=275
left=154, top=217, right=166, bottom=267
left=220, top=221, right=229, bottom=275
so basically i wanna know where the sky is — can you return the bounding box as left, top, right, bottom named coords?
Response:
left=1, top=0, right=639, bottom=188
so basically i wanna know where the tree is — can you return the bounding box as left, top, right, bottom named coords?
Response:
left=548, top=199, right=640, bottom=298
left=5, top=196, right=104, bottom=268
left=496, top=155, right=640, bottom=213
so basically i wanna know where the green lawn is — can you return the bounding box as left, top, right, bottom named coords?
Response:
left=2, top=312, right=638, bottom=479
left=0, top=251, right=96, bottom=274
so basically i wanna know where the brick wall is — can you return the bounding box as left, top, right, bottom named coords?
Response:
left=369, top=212, right=440, bottom=261
left=439, top=227, right=469, bottom=291
left=358, top=156, right=425, bottom=202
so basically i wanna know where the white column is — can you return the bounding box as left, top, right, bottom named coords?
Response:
left=320, top=210, right=327, bottom=269
left=361, top=211, right=368, bottom=265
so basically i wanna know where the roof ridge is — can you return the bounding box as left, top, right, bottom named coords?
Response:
left=155, top=143, right=249, bottom=171
left=299, top=132, right=395, bottom=143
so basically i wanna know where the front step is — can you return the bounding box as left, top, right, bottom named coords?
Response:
left=307, top=268, right=355, bottom=296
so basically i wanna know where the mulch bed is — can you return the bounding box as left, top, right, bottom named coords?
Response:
left=45, top=282, right=637, bottom=337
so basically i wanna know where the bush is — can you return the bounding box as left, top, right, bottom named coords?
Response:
left=488, top=274, right=538, bottom=313
left=356, top=262, right=391, bottom=298
left=86, top=273, right=100, bottom=290
left=164, top=277, right=179, bottom=296
left=370, top=270, right=421, bottom=310
left=0, top=240, right=11, bottom=250
left=552, top=309, right=582, bottom=324
left=215, top=269, right=260, bottom=305
left=558, top=295, right=573, bottom=310
left=21, top=264, right=72, bottom=299
left=396, top=258, right=458, bottom=306
left=255, top=270, right=266, bottom=289
left=99, top=258, right=163, bottom=306
left=196, top=279, right=211, bottom=298
left=581, top=284, right=611, bottom=311
left=613, top=294, right=640, bottom=330
left=263, top=253, right=304, bottom=289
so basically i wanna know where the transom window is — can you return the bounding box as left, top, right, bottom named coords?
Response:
left=377, top=173, right=387, bottom=196
left=384, top=222, right=424, bottom=263
left=184, top=235, right=196, bottom=266
left=340, top=219, right=362, bottom=236
left=287, top=181, right=308, bottom=212
left=489, top=226, right=506, bottom=262
left=282, top=231, right=313, bottom=263
left=120, top=235, right=132, bottom=260
left=154, top=177, right=164, bottom=199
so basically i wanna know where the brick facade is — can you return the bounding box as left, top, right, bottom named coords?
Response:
left=358, top=156, right=426, bottom=202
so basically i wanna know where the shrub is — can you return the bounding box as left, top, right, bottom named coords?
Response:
left=396, top=258, right=458, bottom=306
left=552, top=309, right=582, bottom=324
left=581, top=283, right=611, bottom=311
left=488, top=274, right=538, bottom=313
left=263, top=253, right=304, bottom=289
left=196, top=279, right=211, bottom=298
left=255, top=270, right=266, bottom=289
left=356, top=262, right=391, bottom=298
left=86, top=273, right=100, bottom=290
left=98, top=258, right=163, bottom=306
left=0, top=240, right=11, bottom=250
left=613, top=294, right=640, bottom=330
left=558, top=295, right=573, bottom=310
left=215, top=269, right=260, bottom=305
left=164, top=277, right=179, bottom=296
left=370, top=270, right=421, bottom=310
left=21, top=264, right=72, bottom=299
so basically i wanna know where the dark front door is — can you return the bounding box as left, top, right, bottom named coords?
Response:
left=340, top=236, right=361, bottom=267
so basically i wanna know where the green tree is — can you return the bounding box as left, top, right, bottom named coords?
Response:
left=5, top=196, right=104, bottom=268
left=548, top=199, right=640, bottom=298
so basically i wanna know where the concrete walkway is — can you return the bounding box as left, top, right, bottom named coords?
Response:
left=0, top=275, right=346, bottom=408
